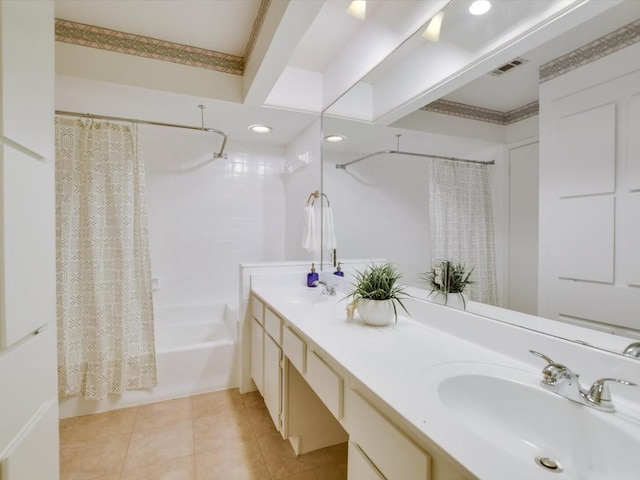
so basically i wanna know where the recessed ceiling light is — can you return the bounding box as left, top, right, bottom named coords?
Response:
left=324, top=135, right=346, bottom=143
left=249, top=124, right=272, bottom=134
left=347, top=0, right=366, bottom=21
left=469, top=0, right=491, bottom=16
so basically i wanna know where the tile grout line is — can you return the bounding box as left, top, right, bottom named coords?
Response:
left=118, top=407, right=140, bottom=480
left=190, top=395, right=197, bottom=480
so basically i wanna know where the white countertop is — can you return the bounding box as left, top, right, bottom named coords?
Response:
left=251, top=285, right=549, bottom=479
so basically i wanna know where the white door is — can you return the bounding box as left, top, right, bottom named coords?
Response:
left=508, top=142, right=539, bottom=315
left=0, top=2, right=59, bottom=479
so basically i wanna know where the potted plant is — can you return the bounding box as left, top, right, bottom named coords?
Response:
left=423, top=261, right=474, bottom=310
left=345, top=263, right=410, bottom=326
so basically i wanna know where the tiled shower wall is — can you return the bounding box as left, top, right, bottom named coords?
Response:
left=142, top=125, right=287, bottom=308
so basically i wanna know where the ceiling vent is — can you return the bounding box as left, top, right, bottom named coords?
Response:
left=489, top=57, right=528, bottom=76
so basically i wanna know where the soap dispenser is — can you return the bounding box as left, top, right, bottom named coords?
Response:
left=307, top=263, right=319, bottom=287
left=334, top=262, right=344, bottom=277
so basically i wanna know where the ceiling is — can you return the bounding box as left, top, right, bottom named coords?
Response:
left=54, top=0, right=638, bottom=146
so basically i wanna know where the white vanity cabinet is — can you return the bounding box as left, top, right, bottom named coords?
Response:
left=248, top=291, right=471, bottom=480
left=250, top=297, right=265, bottom=395
left=250, top=296, right=284, bottom=434
left=263, top=309, right=283, bottom=432
left=344, top=389, right=430, bottom=480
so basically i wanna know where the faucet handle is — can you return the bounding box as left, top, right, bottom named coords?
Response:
left=587, top=378, right=638, bottom=410
left=529, top=350, right=576, bottom=385
left=529, top=350, right=555, bottom=365
left=623, top=342, right=640, bottom=357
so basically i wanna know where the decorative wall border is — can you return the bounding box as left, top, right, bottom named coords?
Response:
left=55, top=0, right=271, bottom=76
left=421, top=99, right=539, bottom=126
left=245, top=0, right=271, bottom=62
left=55, top=19, right=244, bottom=74
left=540, top=17, right=640, bottom=83
left=423, top=17, right=640, bottom=125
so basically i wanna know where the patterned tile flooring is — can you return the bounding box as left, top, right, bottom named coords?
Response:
left=59, top=389, right=347, bottom=480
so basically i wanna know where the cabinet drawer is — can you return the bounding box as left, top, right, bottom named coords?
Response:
left=306, top=350, right=343, bottom=420
left=345, top=389, right=430, bottom=480
left=283, top=326, right=306, bottom=374
left=264, top=308, right=282, bottom=345
left=348, top=441, right=385, bottom=480
left=251, top=296, right=264, bottom=325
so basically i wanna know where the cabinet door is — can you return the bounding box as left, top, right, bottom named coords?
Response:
left=250, top=318, right=264, bottom=395
left=0, top=0, right=54, bottom=158
left=348, top=442, right=385, bottom=480
left=263, top=334, right=282, bottom=432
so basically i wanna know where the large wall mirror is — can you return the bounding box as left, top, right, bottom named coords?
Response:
left=320, top=0, right=640, bottom=358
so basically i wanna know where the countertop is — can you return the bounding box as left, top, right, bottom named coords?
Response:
left=250, top=285, right=547, bottom=479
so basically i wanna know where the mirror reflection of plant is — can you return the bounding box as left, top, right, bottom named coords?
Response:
left=422, top=262, right=474, bottom=308
left=344, top=263, right=410, bottom=321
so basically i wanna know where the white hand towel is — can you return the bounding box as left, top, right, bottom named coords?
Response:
left=323, top=206, right=338, bottom=250
left=302, top=205, right=317, bottom=252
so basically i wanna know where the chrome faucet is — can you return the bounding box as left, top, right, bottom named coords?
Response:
left=623, top=342, right=640, bottom=358
left=317, top=281, right=337, bottom=296
left=530, top=350, right=637, bottom=413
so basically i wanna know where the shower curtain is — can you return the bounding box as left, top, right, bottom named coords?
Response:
left=55, top=117, right=157, bottom=400
left=429, top=159, right=498, bottom=305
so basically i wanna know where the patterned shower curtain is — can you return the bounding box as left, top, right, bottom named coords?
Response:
left=429, top=159, right=498, bottom=305
left=55, top=117, right=157, bottom=400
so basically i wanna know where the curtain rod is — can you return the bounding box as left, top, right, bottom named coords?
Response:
left=55, top=109, right=228, bottom=159
left=335, top=133, right=493, bottom=169
left=335, top=150, right=494, bottom=169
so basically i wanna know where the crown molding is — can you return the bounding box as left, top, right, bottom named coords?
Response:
left=540, top=17, right=640, bottom=83
left=55, top=0, right=271, bottom=76
left=421, top=100, right=539, bottom=126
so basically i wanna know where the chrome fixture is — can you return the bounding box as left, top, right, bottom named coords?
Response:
left=56, top=107, right=228, bottom=159
left=623, top=342, right=640, bottom=358
left=317, top=281, right=337, bottom=296
left=530, top=350, right=637, bottom=412
left=335, top=134, right=494, bottom=170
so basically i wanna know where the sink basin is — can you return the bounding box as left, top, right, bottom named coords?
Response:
left=288, top=289, right=332, bottom=306
left=421, top=363, right=640, bottom=479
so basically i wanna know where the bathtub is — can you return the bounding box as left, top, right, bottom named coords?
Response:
left=59, top=302, right=239, bottom=418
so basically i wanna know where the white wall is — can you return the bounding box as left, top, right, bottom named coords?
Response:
left=143, top=130, right=287, bottom=308
left=283, top=119, right=322, bottom=263
left=539, top=41, right=640, bottom=336
left=324, top=150, right=430, bottom=285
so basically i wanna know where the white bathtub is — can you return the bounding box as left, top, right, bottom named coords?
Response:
left=59, top=303, right=239, bottom=418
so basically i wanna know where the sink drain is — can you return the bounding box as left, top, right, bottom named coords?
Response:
left=535, top=456, right=563, bottom=472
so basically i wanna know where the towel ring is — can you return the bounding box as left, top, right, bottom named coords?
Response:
left=306, top=190, right=331, bottom=207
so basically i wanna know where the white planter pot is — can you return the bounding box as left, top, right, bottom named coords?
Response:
left=356, top=299, right=396, bottom=326
left=428, top=291, right=468, bottom=310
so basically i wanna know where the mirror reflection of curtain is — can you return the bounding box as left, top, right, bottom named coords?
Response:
left=429, top=159, right=498, bottom=305
left=55, top=117, right=157, bottom=400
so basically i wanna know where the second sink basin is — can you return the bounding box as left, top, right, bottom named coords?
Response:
left=420, top=362, right=640, bottom=479
left=288, top=288, right=332, bottom=306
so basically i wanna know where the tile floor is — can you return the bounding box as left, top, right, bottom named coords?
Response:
left=59, top=389, right=348, bottom=480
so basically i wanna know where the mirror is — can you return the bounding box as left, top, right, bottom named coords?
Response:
left=320, top=0, right=640, bottom=358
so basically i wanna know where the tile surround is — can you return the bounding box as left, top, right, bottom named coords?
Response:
left=59, top=389, right=347, bottom=480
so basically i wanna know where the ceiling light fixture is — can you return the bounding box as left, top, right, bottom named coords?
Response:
left=249, top=124, right=272, bottom=134
left=347, top=0, right=366, bottom=21
left=324, top=135, right=346, bottom=143
left=421, top=11, right=445, bottom=42
left=469, top=0, right=491, bottom=16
